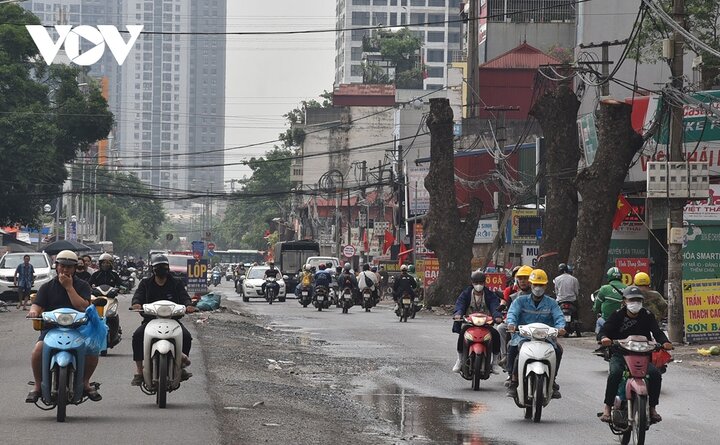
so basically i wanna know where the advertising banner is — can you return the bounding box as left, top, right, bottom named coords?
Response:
left=615, top=258, right=650, bottom=286
left=186, top=259, right=208, bottom=295
left=422, top=258, right=440, bottom=288
left=414, top=223, right=433, bottom=256
left=521, top=245, right=539, bottom=268
left=407, top=165, right=430, bottom=216
left=474, top=219, right=498, bottom=244
left=684, top=185, right=720, bottom=222
left=509, top=209, right=540, bottom=244
left=683, top=225, right=720, bottom=280
left=485, top=273, right=506, bottom=292
left=683, top=278, right=720, bottom=343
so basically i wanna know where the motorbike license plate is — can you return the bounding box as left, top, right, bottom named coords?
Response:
left=302, top=292, right=308, bottom=296
left=564, top=315, right=571, bottom=322
left=402, top=298, right=411, bottom=305
left=317, top=295, right=324, bottom=300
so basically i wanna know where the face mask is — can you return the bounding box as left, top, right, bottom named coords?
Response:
left=531, top=286, right=545, bottom=297
left=101, top=263, right=111, bottom=271
left=154, top=267, right=169, bottom=278
left=473, top=284, right=484, bottom=292
left=626, top=302, right=643, bottom=314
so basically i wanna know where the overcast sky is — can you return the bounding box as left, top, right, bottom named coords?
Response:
left=223, top=1, right=335, bottom=188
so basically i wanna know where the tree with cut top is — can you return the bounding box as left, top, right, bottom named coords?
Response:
left=423, top=98, right=482, bottom=306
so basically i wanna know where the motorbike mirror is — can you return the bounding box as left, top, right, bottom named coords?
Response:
left=240, top=275, right=246, bottom=280
left=282, top=275, right=289, bottom=280
left=93, top=299, right=107, bottom=307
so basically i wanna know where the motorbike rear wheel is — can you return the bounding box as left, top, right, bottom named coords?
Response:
left=471, top=353, right=483, bottom=391
left=56, top=366, right=68, bottom=422
left=533, top=374, right=545, bottom=423
left=157, top=354, right=168, bottom=408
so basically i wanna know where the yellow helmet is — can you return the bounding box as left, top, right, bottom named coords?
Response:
left=529, top=269, right=548, bottom=285
left=516, top=265, right=534, bottom=278
left=634, top=272, right=651, bottom=286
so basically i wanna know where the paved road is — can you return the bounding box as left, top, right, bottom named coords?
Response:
left=227, top=284, right=719, bottom=445
left=0, top=295, right=220, bottom=445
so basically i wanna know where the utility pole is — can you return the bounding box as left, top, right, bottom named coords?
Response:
left=396, top=144, right=405, bottom=251
left=577, top=39, right=629, bottom=96
left=466, top=0, right=479, bottom=118
left=667, top=0, right=686, bottom=344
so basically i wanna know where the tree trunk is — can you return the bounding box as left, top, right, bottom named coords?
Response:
left=569, top=100, right=644, bottom=326
left=423, top=98, right=482, bottom=306
left=529, top=86, right=581, bottom=291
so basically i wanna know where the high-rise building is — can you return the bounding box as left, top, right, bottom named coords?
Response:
left=335, top=0, right=463, bottom=90
left=23, top=1, right=226, bottom=206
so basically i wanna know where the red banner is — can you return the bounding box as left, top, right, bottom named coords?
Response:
left=485, top=273, right=507, bottom=292
left=423, top=258, right=440, bottom=287
left=615, top=258, right=650, bottom=286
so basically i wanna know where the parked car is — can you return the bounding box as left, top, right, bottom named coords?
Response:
left=241, top=265, right=287, bottom=302
left=0, top=252, right=54, bottom=301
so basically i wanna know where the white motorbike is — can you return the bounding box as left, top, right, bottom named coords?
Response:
left=137, top=300, right=188, bottom=408
left=512, top=323, right=559, bottom=422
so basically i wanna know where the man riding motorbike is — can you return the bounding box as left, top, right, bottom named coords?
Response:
left=392, top=264, right=417, bottom=312
left=261, top=262, right=281, bottom=296
left=505, top=269, right=566, bottom=399
left=452, top=271, right=503, bottom=373
left=593, top=267, right=626, bottom=339
left=130, top=254, right=196, bottom=386
left=314, top=264, right=332, bottom=290
left=598, top=286, right=672, bottom=424
left=553, top=263, right=579, bottom=303
left=357, top=263, right=379, bottom=306
left=633, top=272, right=668, bottom=322
left=26, top=250, right=102, bottom=403
left=89, top=253, right=122, bottom=288
left=295, top=264, right=314, bottom=298
left=337, top=263, right=358, bottom=300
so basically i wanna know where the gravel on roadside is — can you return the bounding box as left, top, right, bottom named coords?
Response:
left=194, top=300, right=397, bottom=445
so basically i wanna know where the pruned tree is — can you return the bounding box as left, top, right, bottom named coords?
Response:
left=530, top=85, right=581, bottom=290
left=569, top=100, right=644, bottom=324
left=423, top=98, right=482, bottom=306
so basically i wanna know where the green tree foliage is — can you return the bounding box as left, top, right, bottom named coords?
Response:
left=219, top=148, right=293, bottom=250
left=362, top=28, right=424, bottom=89
left=93, top=171, right=166, bottom=256
left=633, top=1, right=720, bottom=88
left=0, top=5, right=114, bottom=226
left=278, top=90, right=332, bottom=147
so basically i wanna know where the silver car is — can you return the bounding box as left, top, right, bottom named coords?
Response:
left=0, top=252, right=55, bottom=300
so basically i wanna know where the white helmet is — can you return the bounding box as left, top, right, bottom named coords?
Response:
left=56, top=250, right=78, bottom=266
left=99, top=253, right=113, bottom=263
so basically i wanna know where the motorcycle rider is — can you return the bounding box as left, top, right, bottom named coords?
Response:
left=505, top=269, right=566, bottom=399
left=295, top=264, right=314, bottom=298
left=314, top=263, right=333, bottom=291
left=553, top=263, right=579, bottom=303
left=633, top=272, right=668, bottom=322
left=130, top=254, right=196, bottom=386
left=497, top=265, right=533, bottom=370
left=89, top=253, right=122, bottom=288
left=392, top=264, right=417, bottom=311
left=26, top=250, right=102, bottom=403
left=337, top=263, right=358, bottom=299
left=261, top=261, right=281, bottom=296
left=81, top=254, right=96, bottom=275
left=74, top=257, right=93, bottom=283
left=593, top=267, right=626, bottom=338
left=598, top=286, right=672, bottom=424
left=452, top=271, right=503, bottom=373
left=357, top=263, right=379, bottom=305
left=503, top=266, right=521, bottom=302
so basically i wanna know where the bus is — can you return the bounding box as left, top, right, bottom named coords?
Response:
left=212, top=249, right=265, bottom=266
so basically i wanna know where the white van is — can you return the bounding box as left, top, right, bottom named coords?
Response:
left=304, top=256, right=341, bottom=271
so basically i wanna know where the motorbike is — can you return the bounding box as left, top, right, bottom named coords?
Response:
left=457, top=312, right=495, bottom=391
left=313, top=285, right=332, bottom=311
left=119, top=267, right=137, bottom=293
left=602, top=336, right=662, bottom=445
left=264, top=276, right=279, bottom=304
left=29, top=300, right=106, bottom=422
left=298, top=285, right=313, bottom=308
left=91, top=285, right=122, bottom=356
left=225, top=267, right=234, bottom=281
left=558, top=300, right=582, bottom=337
left=331, top=281, right=341, bottom=308
left=340, top=286, right=354, bottom=314
left=512, top=323, right=559, bottom=422
left=211, top=269, right=222, bottom=287
left=134, top=300, right=188, bottom=408
left=397, top=292, right=414, bottom=322
left=360, top=288, right=373, bottom=312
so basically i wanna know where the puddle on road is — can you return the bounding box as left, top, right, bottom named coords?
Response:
left=356, top=384, right=515, bottom=444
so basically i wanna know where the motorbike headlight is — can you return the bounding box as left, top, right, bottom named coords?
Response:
left=470, top=315, right=487, bottom=326
left=531, top=327, right=549, bottom=340
left=106, top=302, right=118, bottom=316
left=155, top=305, right=173, bottom=318
left=626, top=341, right=654, bottom=353
left=56, top=313, right=76, bottom=326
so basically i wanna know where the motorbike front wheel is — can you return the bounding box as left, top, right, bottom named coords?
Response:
left=471, top=353, right=483, bottom=391
left=56, top=366, right=69, bottom=422
left=629, top=394, right=648, bottom=445
left=533, top=374, right=545, bottom=423
left=157, top=354, right=168, bottom=408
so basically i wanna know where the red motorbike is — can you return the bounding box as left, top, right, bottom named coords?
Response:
left=457, top=312, right=495, bottom=391
left=604, top=336, right=662, bottom=445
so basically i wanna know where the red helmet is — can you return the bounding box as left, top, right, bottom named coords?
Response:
left=319, top=264, right=326, bottom=270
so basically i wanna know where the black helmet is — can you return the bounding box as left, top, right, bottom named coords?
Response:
left=343, top=263, right=351, bottom=271
left=151, top=254, right=169, bottom=266
left=471, top=270, right=486, bottom=283
left=362, top=263, right=370, bottom=271
left=558, top=263, right=568, bottom=273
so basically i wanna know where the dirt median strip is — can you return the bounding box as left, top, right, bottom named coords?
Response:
left=194, top=301, right=396, bottom=445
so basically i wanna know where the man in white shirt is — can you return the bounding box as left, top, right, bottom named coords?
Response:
left=357, top=263, right=379, bottom=305
left=553, top=263, right=579, bottom=303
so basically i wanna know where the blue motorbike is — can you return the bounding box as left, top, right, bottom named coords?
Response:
left=30, top=301, right=106, bottom=422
